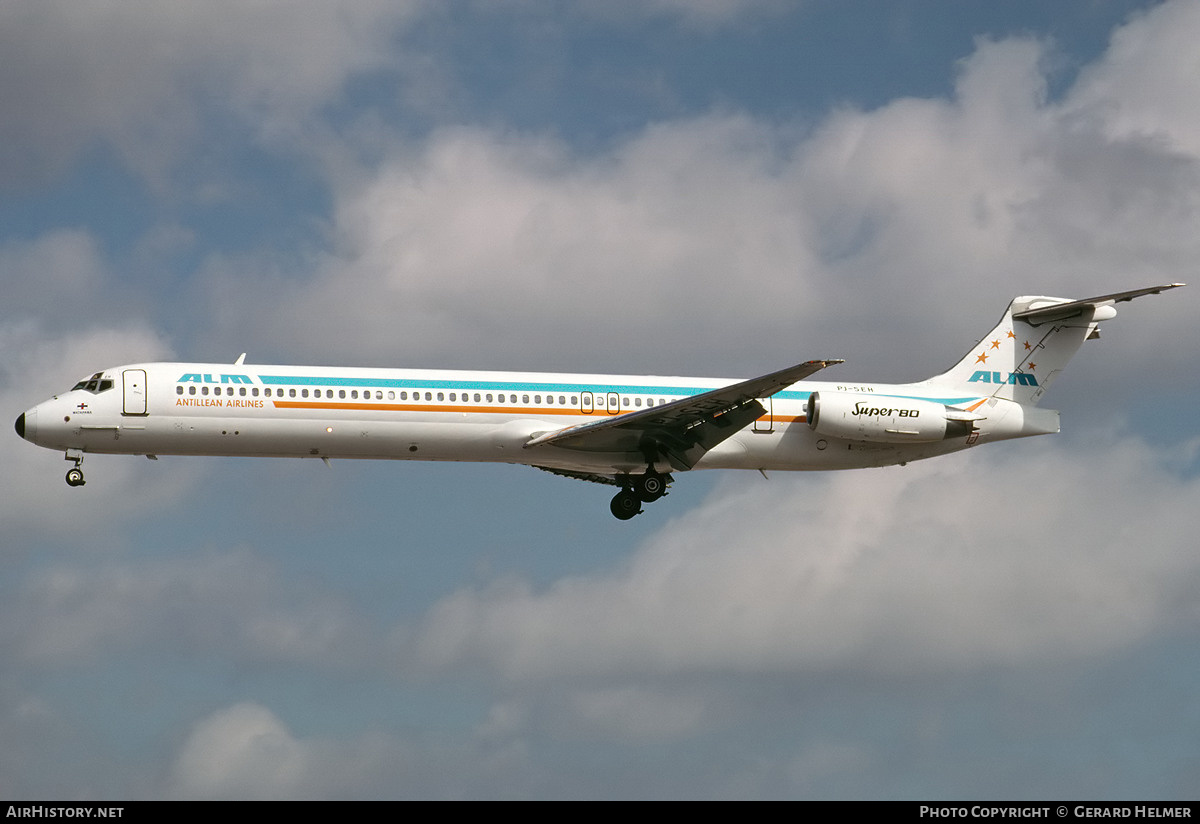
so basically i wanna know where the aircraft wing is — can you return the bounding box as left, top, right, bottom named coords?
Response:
left=1013, top=283, right=1184, bottom=326
left=524, top=359, right=842, bottom=471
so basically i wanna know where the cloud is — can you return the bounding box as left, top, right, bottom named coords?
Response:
left=4, top=548, right=370, bottom=666
left=409, top=436, right=1200, bottom=682
left=0, top=0, right=801, bottom=189
left=0, top=230, right=108, bottom=317
left=168, top=703, right=318, bottom=799
left=570, top=685, right=708, bottom=739
left=0, top=225, right=199, bottom=343
left=231, top=115, right=820, bottom=370
left=580, top=0, right=792, bottom=30
left=0, top=1, right=421, bottom=186
left=165, top=699, right=539, bottom=799
left=1067, top=0, right=1200, bottom=157
left=199, top=13, right=1198, bottom=383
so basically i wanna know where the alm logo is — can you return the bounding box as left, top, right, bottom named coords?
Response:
left=969, top=371, right=1038, bottom=386
left=178, top=373, right=254, bottom=384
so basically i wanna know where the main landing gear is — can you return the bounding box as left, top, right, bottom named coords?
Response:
left=64, top=451, right=85, bottom=487
left=609, top=471, right=672, bottom=520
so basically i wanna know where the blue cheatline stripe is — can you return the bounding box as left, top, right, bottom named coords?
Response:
left=256, top=374, right=715, bottom=396
left=772, top=389, right=978, bottom=405
left=860, top=392, right=979, bottom=405
left=254, top=376, right=976, bottom=406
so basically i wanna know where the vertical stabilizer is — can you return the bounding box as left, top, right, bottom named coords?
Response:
left=922, top=296, right=1095, bottom=405
left=921, top=284, right=1183, bottom=406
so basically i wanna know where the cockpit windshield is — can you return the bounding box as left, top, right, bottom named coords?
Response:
left=71, top=372, right=115, bottom=394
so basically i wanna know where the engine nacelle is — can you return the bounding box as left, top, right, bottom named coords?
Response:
left=806, top=392, right=977, bottom=444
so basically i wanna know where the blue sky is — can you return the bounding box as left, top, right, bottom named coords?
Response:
left=2, top=0, right=1198, bottom=799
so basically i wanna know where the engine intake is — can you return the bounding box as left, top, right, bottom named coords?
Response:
left=806, top=392, right=979, bottom=443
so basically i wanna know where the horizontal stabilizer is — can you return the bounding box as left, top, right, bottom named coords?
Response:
left=925, top=282, right=1184, bottom=406
left=1013, top=283, right=1184, bottom=326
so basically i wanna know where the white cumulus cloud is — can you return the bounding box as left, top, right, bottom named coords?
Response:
left=201, top=12, right=1198, bottom=383
left=409, top=436, right=1200, bottom=681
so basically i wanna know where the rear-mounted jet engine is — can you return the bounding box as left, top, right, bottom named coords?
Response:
left=806, top=391, right=980, bottom=443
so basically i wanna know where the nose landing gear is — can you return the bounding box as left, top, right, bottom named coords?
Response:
left=64, top=451, right=85, bottom=487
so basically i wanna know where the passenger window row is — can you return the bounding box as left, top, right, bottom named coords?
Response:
left=174, top=384, right=671, bottom=408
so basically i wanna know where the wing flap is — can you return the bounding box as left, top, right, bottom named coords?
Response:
left=531, top=466, right=624, bottom=487
left=524, top=359, right=841, bottom=469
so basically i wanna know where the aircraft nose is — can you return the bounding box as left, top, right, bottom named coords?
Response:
left=15, top=408, right=36, bottom=442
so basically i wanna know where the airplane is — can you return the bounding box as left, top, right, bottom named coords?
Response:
left=14, top=284, right=1183, bottom=519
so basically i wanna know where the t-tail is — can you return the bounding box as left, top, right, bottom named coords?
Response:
left=920, top=284, right=1184, bottom=406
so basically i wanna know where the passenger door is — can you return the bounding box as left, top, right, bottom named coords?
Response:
left=123, top=369, right=147, bottom=415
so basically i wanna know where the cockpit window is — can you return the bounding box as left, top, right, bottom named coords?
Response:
left=71, top=373, right=114, bottom=394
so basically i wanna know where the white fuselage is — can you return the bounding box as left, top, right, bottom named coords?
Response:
left=17, top=361, right=1056, bottom=477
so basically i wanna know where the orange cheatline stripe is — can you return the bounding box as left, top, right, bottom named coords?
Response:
left=273, top=401, right=608, bottom=416
left=269, top=402, right=808, bottom=424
